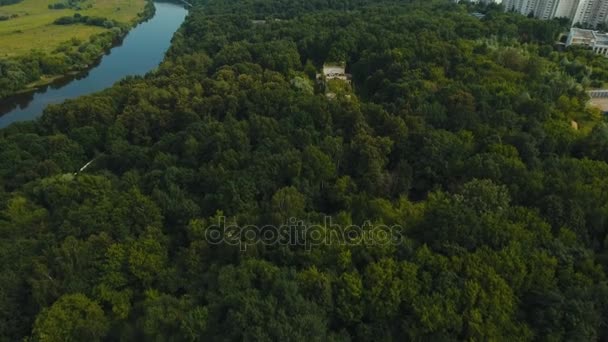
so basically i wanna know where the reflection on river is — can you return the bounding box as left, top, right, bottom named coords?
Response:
left=0, top=1, right=188, bottom=128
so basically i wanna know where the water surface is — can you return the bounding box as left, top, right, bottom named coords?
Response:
left=0, top=1, right=188, bottom=128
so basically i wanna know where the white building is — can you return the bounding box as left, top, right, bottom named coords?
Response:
left=554, top=0, right=580, bottom=18
left=498, top=0, right=608, bottom=27
left=572, top=0, right=608, bottom=27
left=502, top=0, right=534, bottom=15
left=457, top=0, right=608, bottom=27
left=536, top=0, right=561, bottom=19
left=566, top=27, right=608, bottom=56
left=319, top=64, right=351, bottom=83
left=501, top=0, right=569, bottom=19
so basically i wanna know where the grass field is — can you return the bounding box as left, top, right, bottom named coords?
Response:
left=0, top=0, right=147, bottom=57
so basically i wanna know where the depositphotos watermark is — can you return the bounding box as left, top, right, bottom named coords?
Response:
left=205, top=216, right=404, bottom=251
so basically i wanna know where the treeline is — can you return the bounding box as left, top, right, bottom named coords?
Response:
left=3, top=0, right=608, bottom=340
left=48, top=0, right=88, bottom=10
left=54, top=13, right=122, bottom=29
left=0, top=13, right=17, bottom=20
left=0, top=30, right=125, bottom=98
left=0, top=0, right=22, bottom=6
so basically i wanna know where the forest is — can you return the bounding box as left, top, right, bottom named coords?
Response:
left=2, top=0, right=608, bottom=340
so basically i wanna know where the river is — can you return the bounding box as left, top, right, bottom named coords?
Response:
left=0, top=1, right=188, bottom=128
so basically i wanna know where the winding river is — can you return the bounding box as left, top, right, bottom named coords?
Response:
left=0, top=1, right=188, bottom=128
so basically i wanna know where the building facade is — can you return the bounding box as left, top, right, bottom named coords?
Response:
left=572, top=0, right=608, bottom=27
left=502, top=0, right=539, bottom=16
left=458, top=0, right=608, bottom=27
left=554, top=0, right=580, bottom=18
left=501, top=0, right=561, bottom=18
left=497, top=0, right=608, bottom=27
left=566, top=27, right=608, bottom=56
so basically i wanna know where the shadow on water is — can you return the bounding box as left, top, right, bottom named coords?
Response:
left=0, top=1, right=188, bottom=128
left=0, top=66, right=96, bottom=115
left=0, top=36, right=128, bottom=114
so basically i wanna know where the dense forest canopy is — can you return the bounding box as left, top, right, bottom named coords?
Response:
left=2, top=0, right=608, bottom=340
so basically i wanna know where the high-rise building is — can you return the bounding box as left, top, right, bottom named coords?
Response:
left=572, top=0, right=608, bottom=27
left=501, top=0, right=559, bottom=18
left=536, top=0, right=560, bottom=19
left=554, top=0, right=580, bottom=18
left=502, top=0, right=538, bottom=16
left=499, top=0, right=608, bottom=27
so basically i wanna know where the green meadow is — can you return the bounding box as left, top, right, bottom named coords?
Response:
left=0, top=0, right=147, bottom=57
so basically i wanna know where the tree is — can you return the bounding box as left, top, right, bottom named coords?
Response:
left=271, top=186, right=306, bottom=224
left=31, top=294, right=108, bottom=342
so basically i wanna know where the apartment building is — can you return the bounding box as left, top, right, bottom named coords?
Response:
left=498, top=0, right=608, bottom=27
left=554, top=0, right=580, bottom=18
left=572, top=0, right=608, bottom=27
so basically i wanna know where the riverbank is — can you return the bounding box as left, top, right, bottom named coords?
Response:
left=0, top=1, right=188, bottom=127
left=0, top=0, right=154, bottom=99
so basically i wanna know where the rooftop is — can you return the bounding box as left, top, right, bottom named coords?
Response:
left=568, top=28, right=608, bottom=47
left=317, top=63, right=352, bottom=84
left=571, top=28, right=595, bottom=40
left=323, top=64, right=346, bottom=76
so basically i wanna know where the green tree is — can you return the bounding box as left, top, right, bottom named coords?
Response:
left=31, top=294, right=108, bottom=342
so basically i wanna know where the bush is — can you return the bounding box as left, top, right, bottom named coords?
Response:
left=54, top=16, right=77, bottom=25
left=53, top=14, right=115, bottom=28
left=0, top=0, right=23, bottom=5
left=48, top=3, right=68, bottom=9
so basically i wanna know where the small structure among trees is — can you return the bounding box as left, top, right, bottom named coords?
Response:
left=316, top=63, right=353, bottom=99
left=317, top=63, right=352, bottom=84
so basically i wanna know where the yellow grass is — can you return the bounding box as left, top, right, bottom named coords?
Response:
left=0, top=0, right=146, bottom=57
